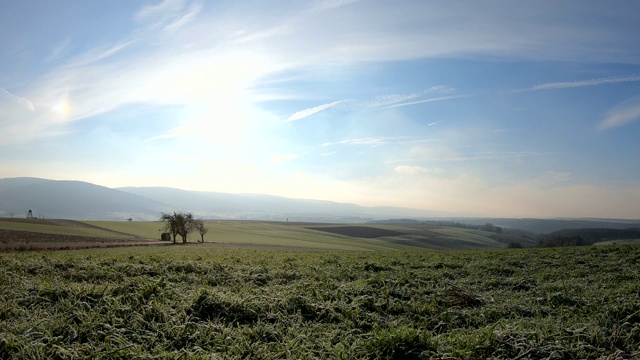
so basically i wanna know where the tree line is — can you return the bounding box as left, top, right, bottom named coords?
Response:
left=160, top=211, right=208, bottom=244
left=537, top=228, right=640, bottom=247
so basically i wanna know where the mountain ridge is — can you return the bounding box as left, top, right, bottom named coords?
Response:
left=1, top=177, right=638, bottom=234
left=0, top=177, right=447, bottom=222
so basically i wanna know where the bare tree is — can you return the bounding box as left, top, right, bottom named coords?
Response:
left=160, top=212, right=179, bottom=243
left=160, top=211, right=197, bottom=244
left=194, top=219, right=208, bottom=243
left=177, top=212, right=195, bottom=243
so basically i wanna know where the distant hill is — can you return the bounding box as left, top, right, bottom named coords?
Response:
left=1, top=177, right=638, bottom=235
left=117, top=186, right=449, bottom=222
left=0, top=177, right=446, bottom=221
left=0, top=177, right=166, bottom=220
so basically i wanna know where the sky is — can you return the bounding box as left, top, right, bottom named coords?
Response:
left=1, top=0, right=640, bottom=219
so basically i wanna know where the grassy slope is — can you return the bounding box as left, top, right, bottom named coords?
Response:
left=308, top=223, right=509, bottom=250
left=429, top=227, right=506, bottom=248
left=0, top=219, right=134, bottom=238
left=1, top=245, right=638, bottom=359
left=85, top=220, right=165, bottom=239
left=88, top=220, right=514, bottom=251
left=83, top=220, right=411, bottom=251
left=2, top=219, right=521, bottom=251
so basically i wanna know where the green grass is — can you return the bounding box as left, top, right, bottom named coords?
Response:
left=1, top=244, right=639, bottom=359
left=427, top=227, right=505, bottom=248
left=3, top=220, right=525, bottom=251
left=85, top=220, right=166, bottom=239
left=88, top=220, right=418, bottom=251
left=306, top=224, right=514, bottom=250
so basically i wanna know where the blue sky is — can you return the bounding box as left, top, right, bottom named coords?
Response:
left=1, top=0, right=640, bottom=218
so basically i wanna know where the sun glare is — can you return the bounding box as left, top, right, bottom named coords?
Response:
left=51, top=97, right=71, bottom=119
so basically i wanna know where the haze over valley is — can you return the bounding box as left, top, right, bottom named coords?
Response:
left=1, top=177, right=638, bottom=235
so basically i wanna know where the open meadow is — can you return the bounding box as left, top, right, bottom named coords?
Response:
left=85, top=220, right=537, bottom=250
left=1, top=218, right=536, bottom=253
left=1, top=236, right=639, bottom=359
left=0, top=219, right=639, bottom=358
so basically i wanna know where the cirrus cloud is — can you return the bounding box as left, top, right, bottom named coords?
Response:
left=285, top=100, right=347, bottom=122
left=514, top=74, right=640, bottom=93
left=599, top=95, right=640, bottom=130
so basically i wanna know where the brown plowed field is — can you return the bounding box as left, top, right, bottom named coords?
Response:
left=0, top=229, right=161, bottom=252
left=306, top=226, right=406, bottom=238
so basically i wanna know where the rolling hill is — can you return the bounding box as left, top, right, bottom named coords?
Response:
left=1, top=177, right=638, bottom=235
left=0, top=218, right=531, bottom=251
left=0, top=177, right=165, bottom=220
left=0, top=177, right=446, bottom=222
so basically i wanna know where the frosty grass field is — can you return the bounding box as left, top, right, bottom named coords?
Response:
left=0, top=220, right=639, bottom=359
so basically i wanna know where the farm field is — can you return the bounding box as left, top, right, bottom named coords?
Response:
left=87, top=220, right=534, bottom=251
left=90, top=220, right=415, bottom=251
left=2, top=219, right=535, bottom=252
left=0, top=218, right=536, bottom=252
left=0, top=219, right=136, bottom=239
left=1, top=244, right=639, bottom=359
left=0, top=219, right=157, bottom=252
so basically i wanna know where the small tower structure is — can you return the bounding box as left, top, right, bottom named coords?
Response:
left=26, top=210, right=33, bottom=219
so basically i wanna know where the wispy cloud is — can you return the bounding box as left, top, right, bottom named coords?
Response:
left=67, top=40, right=136, bottom=67
left=136, top=0, right=201, bottom=32
left=165, top=2, right=202, bottom=33
left=136, top=0, right=184, bottom=19
left=285, top=100, right=346, bottom=122
left=365, top=86, right=456, bottom=108
left=274, top=87, right=459, bottom=115
left=599, top=95, right=640, bottom=130
left=12, top=16, right=277, bottom=141
left=313, top=0, right=360, bottom=11
left=256, top=2, right=640, bottom=67
left=322, top=136, right=435, bottom=147
left=227, top=25, right=291, bottom=45
left=322, top=137, right=394, bottom=147
left=514, top=75, right=640, bottom=93
left=0, top=88, right=35, bottom=111
left=44, top=38, right=72, bottom=63
left=387, top=94, right=472, bottom=108
left=0, top=88, right=52, bottom=145
left=427, top=86, right=456, bottom=94
left=364, top=92, right=422, bottom=108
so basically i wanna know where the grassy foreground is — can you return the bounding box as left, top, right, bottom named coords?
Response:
left=1, top=245, right=639, bottom=359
